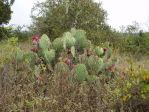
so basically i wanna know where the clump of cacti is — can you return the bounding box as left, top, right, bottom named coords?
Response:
left=17, top=28, right=117, bottom=83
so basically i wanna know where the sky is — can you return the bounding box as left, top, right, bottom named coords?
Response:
left=9, top=0, right=149, bottom=31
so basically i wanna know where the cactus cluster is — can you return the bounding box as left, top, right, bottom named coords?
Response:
left=13, top=28, right=116, bottom=83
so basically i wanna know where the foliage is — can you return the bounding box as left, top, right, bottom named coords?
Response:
left=0, top=26, right=12, bottom=40
left=111, top=22, right=149, bottom=55
left=112, top=61, right=149, bottom=111
left=0, top=0, right=14, bottom=25
left=1, top=29, right=149, bottom=111
left=0, top=37, right=17, bottom=68
left=0, top=26, right=32, bottom=41
left=30, top=0, right=112, bottom=44
left=11, top=26, right=32, bottom=41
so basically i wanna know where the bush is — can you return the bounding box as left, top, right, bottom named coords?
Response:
left=0, top=26, right=12, bottom=40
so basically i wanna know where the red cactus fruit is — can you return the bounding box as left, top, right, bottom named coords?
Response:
left=32, top=35, right=40, bottom=42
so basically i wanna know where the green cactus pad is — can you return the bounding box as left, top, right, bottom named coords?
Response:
left=54, top=62, right=70, bottom=74
left=79, top=55, right=88, bottom=64
left=95, top=46, right=104, bottom=57
left=63, top=32, right=76, bottom=49
left=74, top=64, right=88, bottom=82
left=39, top=34, right=50, bottom=50
left=87, top=75, right=98, bottom=83
left=71, top=46, right=75, bottom=57
left=73, top=30, right=88, bottom=49
left=43, top=49, right=55, bottom=64
left=52, top=38, right=63, bottom=52
left=87, top=55, right=103, bottom=74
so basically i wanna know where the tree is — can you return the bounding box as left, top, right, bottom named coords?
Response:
left=126, top=21, right=140, bottom=34
left=0, top=0, right=15, bottom=40
left=0, top=0, right=15, bottom=25
left=31, top=0, right=111, bottom=44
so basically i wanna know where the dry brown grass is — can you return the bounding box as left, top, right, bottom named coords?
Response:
left=0, top=42, right=149, bottom=112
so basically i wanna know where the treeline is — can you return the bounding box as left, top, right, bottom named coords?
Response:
left=0, top=26, right=32, bottom=41
left=0, top=0, right=149, bottom=55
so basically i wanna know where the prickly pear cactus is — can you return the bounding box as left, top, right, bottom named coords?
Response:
left=52, top=38, right=63, bottom=52
left=73, top=30, right=88, bottom=50
left=39, top=34, right=50, bottom=51
left=71, top=46, right=75, bottom=57
left=87, top=75, right=98, bottom=83
left=54, top=62, right=70, bottom=74
left=74, top=64, right=88, bottom=82
left=95, top=46, right=104, bottom=57
left=43, top=49, right=55, bottom=64
left=23, top=29, right=116, bottom=82
left=87, top=55, right=103, bottom=75
left=79, top=55, right=88, bottom=64
left=63, top=32, right=76, bottom=49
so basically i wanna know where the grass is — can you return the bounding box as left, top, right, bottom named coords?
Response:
left=0, top=39, right=149, bottom=112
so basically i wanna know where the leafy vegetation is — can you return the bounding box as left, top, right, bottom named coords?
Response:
left=0, top=0, right=15, bottom=25
left=0, top=0, right=149, bottom=111
left=30, top=0, right=112, bottom=44
left=0, top=28, right=149, bottom=111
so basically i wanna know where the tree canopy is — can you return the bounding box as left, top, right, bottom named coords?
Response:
left=0, top=0, right=15, bottom=25
left=31, top=0, right=112, bottom=44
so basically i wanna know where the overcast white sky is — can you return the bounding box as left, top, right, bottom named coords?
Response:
left=9, top=0, right=149, bottom=30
